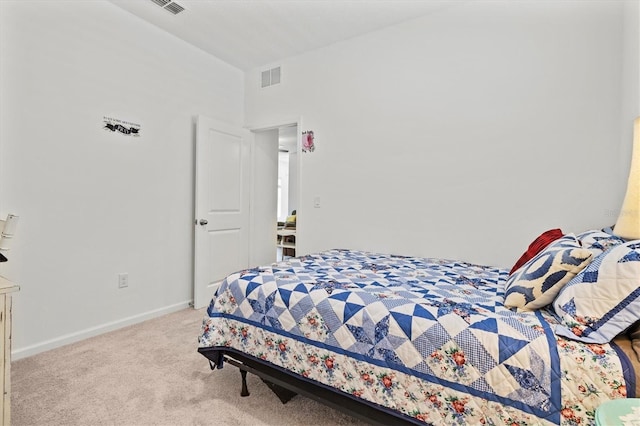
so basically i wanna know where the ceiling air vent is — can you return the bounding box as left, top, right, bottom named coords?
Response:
left=150, top=0, right=170, bottom=7
left=164, top=2, right=185, bottom=14
left=150, top=0, right=186, bottom=15
left=261, top=66, right=281, bottom=88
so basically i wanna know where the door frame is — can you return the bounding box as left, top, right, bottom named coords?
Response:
left=246, top=116, right=303, bottom=263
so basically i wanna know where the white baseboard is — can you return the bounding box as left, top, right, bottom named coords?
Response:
left=12, top=300, right=193, bottom=360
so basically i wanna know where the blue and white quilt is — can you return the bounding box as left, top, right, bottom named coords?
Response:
left=199, top=249, right=635, bottom=425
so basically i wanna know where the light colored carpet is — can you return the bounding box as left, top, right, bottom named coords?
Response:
left=12, top=308, right=367, bottom=425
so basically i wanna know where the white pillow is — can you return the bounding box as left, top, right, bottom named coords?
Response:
left=576, top=230, right=626, bottom=257
left=554, top=240, right=640, bottom=343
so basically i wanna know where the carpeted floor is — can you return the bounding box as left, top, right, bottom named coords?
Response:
left=12, top=308, right=367, bottom=425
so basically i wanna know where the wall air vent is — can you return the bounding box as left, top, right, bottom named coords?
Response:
left=150, top=0, right=186, bottom=15
left=261, top=66, right=281, bottom=88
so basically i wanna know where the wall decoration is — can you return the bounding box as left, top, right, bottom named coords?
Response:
left=103, top=116, right=141, bottom=137
left=302, top=130, right=315, bottom=152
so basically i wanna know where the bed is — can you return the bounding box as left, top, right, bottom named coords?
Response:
left=198, top=231, right=640, bottom=425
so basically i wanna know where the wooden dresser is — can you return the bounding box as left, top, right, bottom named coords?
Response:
left=0, top=276, right=18, bottom=426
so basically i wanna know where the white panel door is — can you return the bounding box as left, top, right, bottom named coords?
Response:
left=194, top=115, right=251, bottom=309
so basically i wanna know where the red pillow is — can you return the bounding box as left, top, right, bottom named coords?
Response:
left=509, top=228, right=564, bottom=275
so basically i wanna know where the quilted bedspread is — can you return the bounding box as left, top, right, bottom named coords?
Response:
left=199, top=249, right=635, bottom=425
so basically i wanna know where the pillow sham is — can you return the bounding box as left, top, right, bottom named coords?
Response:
left=576, top=230, right=626, bottom=257
left=554, top=240, right=640, bottom=344
left=509, top=228, right=564, bottom=275
left=504, top=234, right=593, bottom=311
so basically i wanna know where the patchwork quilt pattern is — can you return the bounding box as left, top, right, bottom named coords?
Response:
left=199, top=250, right=633, bottom=425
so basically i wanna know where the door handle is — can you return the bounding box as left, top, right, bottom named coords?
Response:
left=198, top=219, right=208, bottom=226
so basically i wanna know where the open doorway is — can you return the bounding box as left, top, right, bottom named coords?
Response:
left=249, top=122, right=300, bottom=266
left=276, top=125, right=298, bottom=261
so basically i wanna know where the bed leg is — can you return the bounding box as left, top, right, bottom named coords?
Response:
left=240, top=369, right=250, bottom=397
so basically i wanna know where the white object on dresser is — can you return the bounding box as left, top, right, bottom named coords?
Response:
left=0, top=214, right=19, bottom=253
left=0, top=276, right=19, bottom=426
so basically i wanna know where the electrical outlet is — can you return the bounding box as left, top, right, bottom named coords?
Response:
left=118, top=273, right=129, bottom=288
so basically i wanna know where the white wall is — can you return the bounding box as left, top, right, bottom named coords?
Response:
left=278, top=152, right=290, bottom=221
left=251, top=129, right=278, bottom=266
left=288, top=151, right=299, bottom=215
left=245, top=0, right=626, bottom=268
left=0, top=1, right=244, bottom=357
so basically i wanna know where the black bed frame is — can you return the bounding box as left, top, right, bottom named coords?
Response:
left=198, top=347, right=421, bottom=425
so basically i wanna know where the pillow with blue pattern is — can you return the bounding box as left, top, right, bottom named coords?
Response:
left=504, top=234, right=593, bottom=311
left=553, top=240, right=640, bottom=344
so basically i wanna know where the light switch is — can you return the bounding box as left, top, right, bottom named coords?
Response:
left=313, top=196, right=321, bottom=208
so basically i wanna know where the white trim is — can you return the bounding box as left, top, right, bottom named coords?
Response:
left=248, top=128, right=258, bottom=266
left=293, top=117, right=303, bottom=254
left=12, top=300, right=192, bottom=360
left=244, top=116, right=301, bottom=132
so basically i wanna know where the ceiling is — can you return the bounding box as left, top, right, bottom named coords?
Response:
left=108, top=0, right=467, bottom=71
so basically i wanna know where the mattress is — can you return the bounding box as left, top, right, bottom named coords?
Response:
left=199, top=249, right=637, bottom=425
